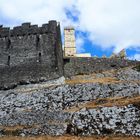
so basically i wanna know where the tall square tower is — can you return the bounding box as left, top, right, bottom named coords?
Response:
left=64, top=27, right=76, bottom=57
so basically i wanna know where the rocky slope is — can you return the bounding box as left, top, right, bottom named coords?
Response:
left=0, top=66, right=140, bottom=137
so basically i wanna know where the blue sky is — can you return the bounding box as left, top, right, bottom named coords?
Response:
left=0, top=0, right=140, bottom=60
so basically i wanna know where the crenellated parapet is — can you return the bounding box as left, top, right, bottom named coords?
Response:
left=0, top=20, right=64, bottom=89
left=0, top=20, right=57, bottom=38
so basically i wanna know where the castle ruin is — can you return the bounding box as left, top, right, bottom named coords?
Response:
left=0, top=20, right=63, bottom=89
left=0, top=20, right=138, bottom=89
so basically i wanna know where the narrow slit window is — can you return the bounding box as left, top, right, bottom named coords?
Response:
left=36, top=35, right=40, bottom=49
left=39, top=52, right=41, bottom=63
left=7, top=55, right=10, bottom=66
left=7, top=38, right=11, bottom=49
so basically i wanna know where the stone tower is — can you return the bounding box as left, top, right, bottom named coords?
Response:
left=0, top=20, right=64, bottom=89
left=119, top=49, right=126, bottom=59
left=64, top=27, right=76, bottom=57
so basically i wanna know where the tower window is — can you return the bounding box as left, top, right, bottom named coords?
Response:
left=7, top=55, right=10, bottom=66
left=7, top=38, right=11, bottom=49
left=39, top=52, right=41, bottom=63
left=36, top=35, right=40, bottom=49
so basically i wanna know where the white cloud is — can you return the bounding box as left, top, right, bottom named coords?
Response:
left=134, top=54, right=140, bottom=61
left=0, top=0, right=140, bottom=55
left=76, top=37, right=85, bottom=53
left=129, top=54, right=140, bottom=61
left=0, top=0, right=75, bottom=28
left=75, top=0, right=140, bottom=53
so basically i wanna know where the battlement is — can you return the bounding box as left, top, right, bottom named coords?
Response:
left=0, top=20, right=58, bottom=37
left=0, top=21, right=139, bottom=90
left=0, top=20, right=63, bottom=89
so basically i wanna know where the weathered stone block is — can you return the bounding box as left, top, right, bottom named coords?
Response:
left=0, top=20, right=63, bottom=89
left=0, top=27, right=10, bottom=37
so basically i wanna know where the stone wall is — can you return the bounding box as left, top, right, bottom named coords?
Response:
left=0, top=21, right=63, bottom=89
left=0, top=21, right=139, bottom=89
left=64, top=57, right=139, bottom=77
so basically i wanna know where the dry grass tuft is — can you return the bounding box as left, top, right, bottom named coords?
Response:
left=66, top=77, right=120, bottom=85
left=65, top=96, right=140, bottom=112
left=0, top=135, right=140, bottom=140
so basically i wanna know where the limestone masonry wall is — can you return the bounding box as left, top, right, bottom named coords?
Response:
left=64, top=57, right=139, bottom=77
left=0, top=20, right=63, bottom=89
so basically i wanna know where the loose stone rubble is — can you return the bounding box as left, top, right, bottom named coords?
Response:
left=0, top=68, right=139, bottom=136
left=69, top=105, right=140, bottom=136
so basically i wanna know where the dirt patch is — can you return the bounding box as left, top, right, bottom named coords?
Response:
left=0, top=136, right=140, bottom=140
left=65, top=96, right=140, bottom=112
left=66, top=77, right=120, bottom=85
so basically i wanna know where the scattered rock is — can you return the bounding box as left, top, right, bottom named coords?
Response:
left=0, top=68, right=139, bottom=136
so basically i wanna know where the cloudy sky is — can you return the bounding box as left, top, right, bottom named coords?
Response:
left=0, top=0, right=140, bottom=60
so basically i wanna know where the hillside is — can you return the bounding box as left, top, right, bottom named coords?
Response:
left=0, top=64, right=140, bottom=140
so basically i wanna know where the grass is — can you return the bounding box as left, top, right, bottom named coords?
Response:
left=66, top=77, right=120, bottom=85
left=0, top=135, right=140, bottom=140
left=65, top=66, right=140, bottom=85
left=0, top=125, right=41, bottom=136
left=134, top=64, right=140, bottom=72
left=65, top=96, right=140, bottom=112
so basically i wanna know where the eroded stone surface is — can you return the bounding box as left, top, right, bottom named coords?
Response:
left=0, top=68, right=140, bottom=136
left=69, top=105, right=140, bottom=136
